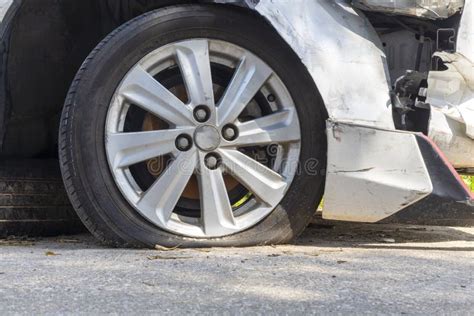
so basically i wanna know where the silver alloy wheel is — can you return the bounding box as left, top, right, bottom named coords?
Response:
left=105, top=39, right=301, bottom=238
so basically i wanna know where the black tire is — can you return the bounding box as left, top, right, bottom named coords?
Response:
left=59, top=5, right=327, bottom=248
left=0, top=159, right=84, bottom=238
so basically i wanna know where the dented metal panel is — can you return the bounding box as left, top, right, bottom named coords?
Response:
left=254, top=0, right=471, bottom=223
left=255, top=0, right=395, bottom=129
left=352, top=0, right=464, bottom=19
left=323, top=122, right=432, bottom=223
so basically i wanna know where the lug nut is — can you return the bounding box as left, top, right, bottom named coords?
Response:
left=205, top=153, right=221, bottom=170
left=223, top=128, right=236, bottom=140
left=222, top=124, right=239, bottom=141
left=177, top=137, right=190, bottom=149
left=194, top=106, right=210, bottom=123
left=176, top=134, right=193, bottom=152
left=195, top=109, right=207, bottom=121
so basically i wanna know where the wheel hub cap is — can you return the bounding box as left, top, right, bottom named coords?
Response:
left=194, top=125, right=221, bottom=151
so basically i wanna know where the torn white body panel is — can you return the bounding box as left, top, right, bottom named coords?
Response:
left=323, top=122, right=432, bottom=222
left=352, top=0, right=464, bottom=20
left=427, top=54, right=474, bottom=167
left=427, top=1, right=474, bottom=168
left=426, top=0, right=474, bottom=167
left=428, top=53, right=474, bottom=138
left=255, top=0, right=395, bottom=129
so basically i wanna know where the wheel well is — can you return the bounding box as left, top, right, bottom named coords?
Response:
left=1, top=0, right=255, bottom=158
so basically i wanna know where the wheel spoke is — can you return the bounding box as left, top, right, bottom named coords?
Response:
left=175, top=40, right=215, bottom=110
left=107, top=128, right=193, bottom=169
left=119, top=65, right=194, bottom=126
left=218, top=149, right=287, bottom=207
left=217, top=53, right=273, bottom=126
left=224, top=110, right=300, bottom=148
left=137, top=150, right=197, bottom=225
left=197, top=152, right=236, bottom=235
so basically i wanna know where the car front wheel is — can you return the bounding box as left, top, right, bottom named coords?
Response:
left=59, top=5, right=327, bottom=247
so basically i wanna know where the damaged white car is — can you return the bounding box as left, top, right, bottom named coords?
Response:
left=0, top=0, right=472, bottom=247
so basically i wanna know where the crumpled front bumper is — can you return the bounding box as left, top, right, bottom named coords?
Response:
left=323, top=122, right=474, bottom=227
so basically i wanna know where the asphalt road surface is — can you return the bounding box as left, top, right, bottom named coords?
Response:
left=1, top=221, right=473, bottom=315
